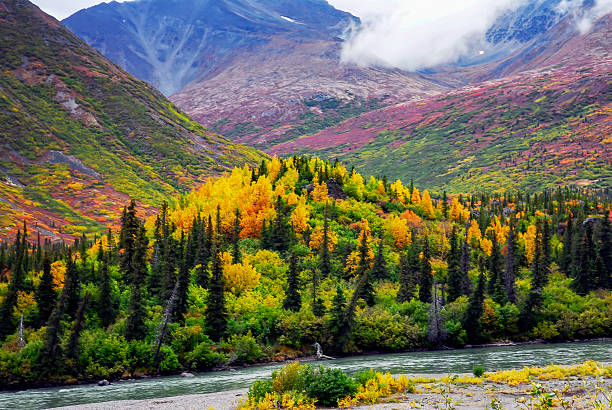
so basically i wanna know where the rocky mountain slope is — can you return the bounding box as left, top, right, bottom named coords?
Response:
left=268, top=14, right=612, bottom=192
left=0, top=0, right=266, bottom=242
left=63, top=0, right=450, bottom=148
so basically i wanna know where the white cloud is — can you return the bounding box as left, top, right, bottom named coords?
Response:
left=331, top=0, right=612, bottom=71
left=334, top=0, right=526, bottom=70
left=575, top=0, right=612, bottom=33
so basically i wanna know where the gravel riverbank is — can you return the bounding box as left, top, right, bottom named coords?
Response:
left=53, top=388, right=249, bottom=410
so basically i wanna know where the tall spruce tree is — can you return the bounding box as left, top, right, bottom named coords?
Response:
left=207, top=242, right=227, bottom=341
left=446, top=226, right=463, bottom=302
left=0, top=231, right=26, bottom=340
left=312, top=268, right=325, bottom=317
left=370, top=232, right=388, bottom=281
left=356, top=231, right=375, bottom=306
left=560, top=215, right=573, bottom=273
left=319, top=203, right=331, bottom=278
left=36, top=255, right=56, bottom=326
left=125, top=225, right=148, bottom=340
left=571, top=223, right=595, bottom=295
left=97, top=249, right=115, bottom=328
left=596, top=211, right=611, bottom=287
left=174, top=230, right=192, bottom=322
left=329, top=285, right=346, bottom=349
left=283, top=252, right=301, bottom=312
left=66, top=293, right=90, bottom=367
left=521, top=225, right=547, bottom=330
left=64, top=254, right=81, bottom=319
left=487, top=232, right=506, bottom=305
left=232, top=209, right=242, bottom=264
left=119, top=200, right=140, bottom=282
left=39, top=279, right=69, bottom=373
left=397, top=249, right=417, bottom=303
left=460, top=228, right=473, bottom=296
left=418, top=238, right=433, bottom=303
left=504, top=223, right=517, bottom=303
left=464, top=259, right=486, bottom=343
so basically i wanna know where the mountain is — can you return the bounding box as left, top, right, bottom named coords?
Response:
left=63, top=0, right=449, bottom=149
left=0, top=0, right=266, bottom=242
left=63, top=0, right=359, bottom=96
left=267, top=14, right=612, bottom=192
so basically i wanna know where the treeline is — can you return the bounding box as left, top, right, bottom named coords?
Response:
left=0, top=156, right=610, bottom=387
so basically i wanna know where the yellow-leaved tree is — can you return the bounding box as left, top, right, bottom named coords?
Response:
left=221, top=251, right=261, bottom=295
left=421, top=190, right=435, bottom=219
left=384, top=214, right=411, bottom=249
left=290, top=201, right=310, bottom=236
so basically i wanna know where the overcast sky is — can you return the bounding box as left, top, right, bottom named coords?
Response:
left=31, top=0, right=371, bottom=20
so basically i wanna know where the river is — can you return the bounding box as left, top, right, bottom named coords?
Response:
left=0, top=340, right=610, bottom=409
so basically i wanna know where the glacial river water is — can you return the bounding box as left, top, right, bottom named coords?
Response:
left=0, top=340, right=610, bottom=409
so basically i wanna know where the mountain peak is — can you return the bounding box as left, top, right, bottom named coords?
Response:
left=63, top=0, right=357, bottom=95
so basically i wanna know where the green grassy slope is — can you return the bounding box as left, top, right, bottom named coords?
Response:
left=0, top=0, right=266, bottom=241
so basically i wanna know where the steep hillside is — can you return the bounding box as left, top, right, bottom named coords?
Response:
left=0, top=0, right=266, bottom=241
left=63, top=0, right=358, bottom=96
left=64, top=0, right=449, bottom=147
left=269, top=17, right=612, bottom=192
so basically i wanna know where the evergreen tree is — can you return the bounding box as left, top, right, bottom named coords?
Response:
left=397, top=248, right=417, bottom=303
left=464, top=259, right=486, bottom=343
left=39, top=279, right=69, bottom=373
left=329, top=285, right=346, bottom=348
left=125, top=225, right=148, bottom=340
left=441, top=191, right=449, bottom=218
left=521, top=225, right=547, bottom=330
left=319, top=203, right=331, bottom=278
left=267, top=196, right=292, bottom=253
left=418, top=238, right=433, bottom=303
left=356, top=231, right=375, bottom=306
left=596, top=211, right=611, bottom=287
left=66, top=293, right=90, bottom=366
left=504, top=223, right=517, bottom=303
left=97, top=250, right=115, bottom=328
left=64, top=254, right=81, bottom=319
left=283, top=252, right=301, bottom=312
left=571, top=223, right=595, bottom=295
left=370, top=232, right=388, bottom=281
left=0, top=231, right=26, bottom=340
left=36, top=255, right=56, bottom=326
left=232, top=209, right=242, bottom=264
left=446, top=226, right=463, bottom=302
left=174, top=231, right=191, bottom=322
left=427, top=283, right=446, bottom=344
left=207, top=242, right=227, bottom=341
left=195, top=217, right=211, bottom=289
left=312, top=268, right=325, bottom=317
left=560, top=215, right=573, bottom=273
left=487, top=232, right=506, bottom=305
left=460, top=229, right=473, bottom=296
left=119, top=200, right=140, bottom=282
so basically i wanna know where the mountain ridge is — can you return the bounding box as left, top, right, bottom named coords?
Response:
left=0, top=0, right=267, bottom=242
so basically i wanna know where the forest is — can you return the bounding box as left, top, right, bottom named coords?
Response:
left=0, top=156, right=610, bottom=388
